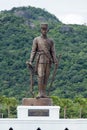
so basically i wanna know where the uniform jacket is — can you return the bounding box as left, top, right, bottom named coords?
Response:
left=30, top=35, right=57, bottom=64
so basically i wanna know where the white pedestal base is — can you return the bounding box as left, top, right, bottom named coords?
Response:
left=17, top=106, right=60, bottom=119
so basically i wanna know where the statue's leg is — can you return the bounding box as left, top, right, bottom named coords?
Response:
left=44, top=63, right=51, bottom=85
left=36, top=76, right=46, bottom=98
left=36, top=64, right=47, bottom=98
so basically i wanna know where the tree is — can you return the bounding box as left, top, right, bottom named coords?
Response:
left=74, top=96, right=87, bottom=118
left=3, top=97, right=17, bottom=118
left=61, top=98, right=73, bottom=118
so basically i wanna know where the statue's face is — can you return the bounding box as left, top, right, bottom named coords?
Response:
left=41, top=27, right=48, bottom=35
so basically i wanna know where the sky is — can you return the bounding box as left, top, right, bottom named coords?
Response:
left=0, top=0, right=87, bottom=25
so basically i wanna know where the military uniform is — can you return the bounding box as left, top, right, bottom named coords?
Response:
left=29, top=24, right=57, bottom=98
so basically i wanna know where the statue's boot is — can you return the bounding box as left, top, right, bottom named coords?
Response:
left=36, top=85, right=48, bottom=99
left=41, top=85, right=49, bottom=98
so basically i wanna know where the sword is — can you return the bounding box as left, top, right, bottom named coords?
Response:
left=26, top=62, right=35, bottom=98
left=48, top=54, right=61, bottom=95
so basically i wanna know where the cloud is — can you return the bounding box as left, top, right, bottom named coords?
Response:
left=59, top=14, right=85, bottom=25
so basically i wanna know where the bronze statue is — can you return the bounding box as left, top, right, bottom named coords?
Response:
left=26, top=23, right=58, bottom=98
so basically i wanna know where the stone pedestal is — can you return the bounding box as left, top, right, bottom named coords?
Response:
left=17, top=98, right=60, bottom=119
left=22, top=98, right=53, bottom=106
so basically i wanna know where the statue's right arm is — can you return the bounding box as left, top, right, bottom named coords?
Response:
left=29, top=38, right=38, bottom=63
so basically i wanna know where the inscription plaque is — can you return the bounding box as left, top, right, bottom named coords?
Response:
left=28, top=109, right=49, bottom=116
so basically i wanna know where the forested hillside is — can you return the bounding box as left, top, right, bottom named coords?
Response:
left=0, top=6, right=87, bottom=101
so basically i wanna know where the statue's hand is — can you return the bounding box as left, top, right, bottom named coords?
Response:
left=26, top=61, right=32, bottom=65
left=54, top=60, right=58, bottom=68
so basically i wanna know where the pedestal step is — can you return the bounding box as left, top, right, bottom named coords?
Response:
left=22, top=98, right=53, bottom=106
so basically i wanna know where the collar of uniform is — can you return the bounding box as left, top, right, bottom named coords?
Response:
left=41, top=35, right=47, bottom=39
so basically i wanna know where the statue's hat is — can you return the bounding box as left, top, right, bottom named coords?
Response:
left=40, top=23, right=48, bottom=29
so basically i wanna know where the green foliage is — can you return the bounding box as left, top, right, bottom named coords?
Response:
left=0, top=96, right=18, bottom=118
left=51, top=96, right=87, bottom=118
left=0, top=95, right=87, bottom=118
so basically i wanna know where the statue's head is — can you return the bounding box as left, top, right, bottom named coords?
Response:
left=40, top=23, right=49, bottom=35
